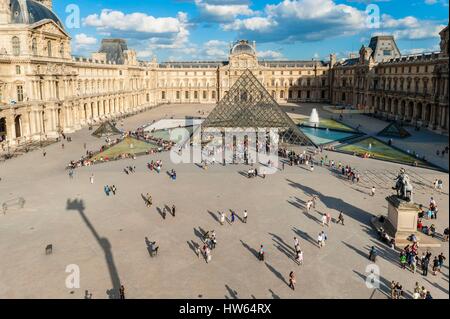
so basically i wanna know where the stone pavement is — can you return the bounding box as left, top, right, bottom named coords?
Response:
left=0, top=104, right=448, bottom=299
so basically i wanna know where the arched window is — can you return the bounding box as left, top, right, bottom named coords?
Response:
left=32, top=38, right=38, bottom=55
left=12, top=37, right=20, bottom=56
left=47, top=40, right=52, bottom=57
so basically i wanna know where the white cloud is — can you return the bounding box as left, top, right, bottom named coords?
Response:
left=223, top=17, right=277, bottom=31
left=82, top=9, right=193, bottom=58
left=73, top=33, right=97, bottom=51
left=217, top=0, right=445, bottom=44
left=195, top=0, right=256, bottom=22
left=257, top=50, right=284, bottom=60
left=83, top=9, right=184, bottom=34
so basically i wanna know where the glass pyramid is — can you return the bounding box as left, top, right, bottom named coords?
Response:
left=201, top=69, right=315, bottom=147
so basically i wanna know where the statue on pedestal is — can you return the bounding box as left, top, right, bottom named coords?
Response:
left=392, top=168, right=413, bottom=202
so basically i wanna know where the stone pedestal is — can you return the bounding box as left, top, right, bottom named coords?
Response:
left=386, top=195, right=419, bottom=239
left=374, top=195, right=442, bottom=248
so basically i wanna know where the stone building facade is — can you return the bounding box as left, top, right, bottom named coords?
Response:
left=331, top=30, right=449, bottom=133
left=0, top=0, right=448, bottom=148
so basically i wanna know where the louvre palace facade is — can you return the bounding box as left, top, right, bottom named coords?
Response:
left=0, top=0, right=449, bottom=148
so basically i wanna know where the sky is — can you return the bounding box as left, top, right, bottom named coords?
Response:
left=52, top=0, right=449, bottom=62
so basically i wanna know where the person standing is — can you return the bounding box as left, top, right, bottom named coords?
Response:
left=288, top=271, right=296, bottom=290
left=172, top=205, right=176, bottom=217
left=243, top=210, right=248, bottom=223
left=326, top=212, right=331, bottom=226
left=219, top=212, right=225, bottom=225
left=422, top=257, right=429, bottom=276
left=119, top=285, right=125, bottom=299
left=317, top=232, right=323, bottom=248
left=321, top=214, right=327, bottom=227
left=90, top=174, right=94, bottom=184
left=231, top=211, right=235, bottom=223
left=370, top=186, right=376, bottom=196
left=438, top=252, right=446, bottom=271
left=258, top=245, right=265, bottom=261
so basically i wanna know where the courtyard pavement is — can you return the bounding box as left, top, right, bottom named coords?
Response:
left=0, top=104, right=448, bottom=299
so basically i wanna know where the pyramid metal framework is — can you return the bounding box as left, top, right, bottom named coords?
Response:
left=92, top=121, right=123, bottom=138
left=377, top=122, right=411, bottom=138
left=201, top=69, right=315, bottom=147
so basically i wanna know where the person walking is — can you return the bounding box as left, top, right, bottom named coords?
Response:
left=146, top=194, right=152, bottom=207
left=243, top=210, right=248, bottom=223
left=219, top=212, right=225, bottom=225
left=294, top=237, right=300, bottom=252
left=296, top=250, right=303, bottom=266
left=90, top=174, right=94, bottom=184
left=337, top=212, right=345, bottom=225
left=230, top=211, right=235, bottom=223
left=306, top=200, right=313, bottom=213
left=432, top=256, right=439, bottom=276
left=172, top=205, right=176, bottom=217
left=370, top=186, right=376, bottom=197
left=369, top=246, right=377, bottom=262
left=111, top=185, right=117, bottom=195
left=288, top=271, right=296, bottom=290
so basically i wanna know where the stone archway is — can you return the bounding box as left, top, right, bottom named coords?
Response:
left=0, top=117, right=7, bottom=141
left=400, top=100, right=406, bottom=117
left=425, top=103, right=432, bottom=123
left=407, top=101, right=414, bottom=120
left=14, top=115, right=22, bottom=138
left=416, top=102, right=423, bottom=122
left=393, top=99, right=399, bottom=115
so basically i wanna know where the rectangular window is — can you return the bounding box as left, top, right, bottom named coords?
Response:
left=176, top=91, right=180, bottom=99
left=306, top=91, right=310, bottom=99
left=185, top=91, right=189, bottom=99
left=203, top=91, right=207, bottom=99
left=17, top=85, right=24, bottom=102
left=16, top=65, right=21, bottom=75
left=161, top=91, right=166, bottom=100
left=212, top=91, right=216, bottom=99
left=194, top=91, right=198, bottom=99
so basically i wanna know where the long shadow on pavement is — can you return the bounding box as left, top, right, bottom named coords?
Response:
left=286, top=179, right=374, bottom=226
left=67, top=198, right=121, bottom=299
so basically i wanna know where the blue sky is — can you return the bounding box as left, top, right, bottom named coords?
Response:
left=52, top=0, right=449, bottom=62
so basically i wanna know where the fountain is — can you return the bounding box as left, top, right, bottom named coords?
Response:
left=309, top=108, right=320, bottom=127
